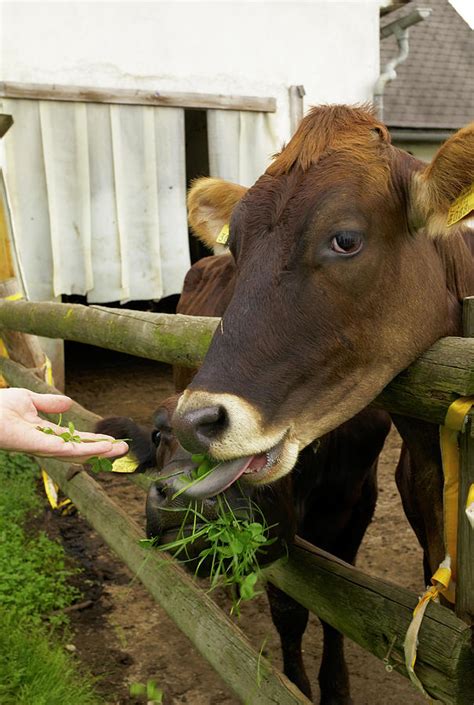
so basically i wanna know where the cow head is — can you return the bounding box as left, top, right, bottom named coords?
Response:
left=96, top=399, right=293, bottom=568
left=174, top=105, right=474, bottom=486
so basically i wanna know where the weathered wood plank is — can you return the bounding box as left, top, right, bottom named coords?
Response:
left=264, top=539, right=474, bottom=705
left=3, top=356, right=472, bottom=703
left=40, top=457, right=309, bottom=705
left=0, top=300, right=218, bottom=367
left=0, top=299, right=473, bottom=426
left=456, top=297, right=474, bottom=623
left=0, top=356, right=156, bottom=493
left=0, top=81, right=277, bottom=113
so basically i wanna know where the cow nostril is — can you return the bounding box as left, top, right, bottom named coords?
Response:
left=195, top=405, right=229, bottom=442
left=174, top=404, right=230, bottom=453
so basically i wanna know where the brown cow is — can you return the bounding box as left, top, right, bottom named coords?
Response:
left=173, top=105, right=474, bottom=584
left=98, top=240, right=390, bottom=703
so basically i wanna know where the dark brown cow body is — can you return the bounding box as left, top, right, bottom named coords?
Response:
left=98, top=249, right=391, bottom=703
left=174, top=106, right=474, bottom=587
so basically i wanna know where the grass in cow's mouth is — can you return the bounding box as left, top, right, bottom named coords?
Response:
left=141, top=493, right=277, bottom=615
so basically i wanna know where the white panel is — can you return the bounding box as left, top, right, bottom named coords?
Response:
left=207, top=110, right=241, bottom=183
left=86, top=103, right=127, bottom=303
left=208, top=109, right=281, bottom=188
left=154, top=107, right=190, bottom=297
left=110, top=104, right=163, bottom=302
left=4, top=100, right=190, bottom=303
left=239, top=111, right=280, bottom=186
left=2, top=99, right=54, bottom=301
left=39, top=101, right=93, bottom=297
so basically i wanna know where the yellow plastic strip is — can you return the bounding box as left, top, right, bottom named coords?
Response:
left=42, top=468, right=60, bottom=510
left=111, top=453, right=139, bottom=473
left=404, top=584, right=440, bottom=698
left=43, top=354, right=54, bottom=386
left=439, top=395, right=474, bottom=586
left=216, top=223, right=229, bottom=245
left=5, top=292, right=23, bottom=301
left=447, top=183, right=474, bottom=227
left=404, top=396, right=473, bottom=696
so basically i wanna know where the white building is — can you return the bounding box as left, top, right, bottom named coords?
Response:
left=0, top=1, right=384, bottom=309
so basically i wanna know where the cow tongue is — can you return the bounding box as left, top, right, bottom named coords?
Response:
left=173, top=455, right=263, bottom=500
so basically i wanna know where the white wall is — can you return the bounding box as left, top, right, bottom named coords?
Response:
left=1, top=0, right=381, bottom=144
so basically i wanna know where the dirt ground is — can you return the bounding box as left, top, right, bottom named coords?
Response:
left=59, top=342, right=427, bottom=705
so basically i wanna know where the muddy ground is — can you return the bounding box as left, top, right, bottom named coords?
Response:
left=58, top=342, right=427, bottom=705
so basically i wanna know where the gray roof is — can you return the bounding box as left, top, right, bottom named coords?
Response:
left=380, top=0, right=474, bottom=129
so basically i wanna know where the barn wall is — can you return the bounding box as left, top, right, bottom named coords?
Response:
left=1, top=0, right=381, bottom=144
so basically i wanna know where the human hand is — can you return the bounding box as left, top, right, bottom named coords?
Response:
left=0, top=388, right=129, bottom=462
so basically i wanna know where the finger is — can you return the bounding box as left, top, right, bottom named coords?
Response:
left=96, top=441, right=129, bottom=458
left=37, top=438, right=116, bottom=460
left=29, top=392, right=73, bottom=414
left=17, top=428, right=101, bottom=455
left=38, top=421, right=115, bottom=441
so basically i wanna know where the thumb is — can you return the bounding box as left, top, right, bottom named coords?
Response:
left=29, top=392, right=73, bottom=414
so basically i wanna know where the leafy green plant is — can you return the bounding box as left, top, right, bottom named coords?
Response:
left=0, top=450, right=80, bottom=625
left=0, top=610, right=101, bottom=705
left=36, top=417, right=127, bottom=473
left=0, top=452, right=102, bottom=704
left=129, top=679, right=163, bottom=703
left=142, top=494, right=277, bottom=614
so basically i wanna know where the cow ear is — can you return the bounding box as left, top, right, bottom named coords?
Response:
left=187, top=178, right=247, bottom=253
left=411, top=122, right=474, bottom=236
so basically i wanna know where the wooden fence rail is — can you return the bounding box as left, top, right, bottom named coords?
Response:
left=0, top=300, right=473, bottom=428
left=1, top=357, right=472, bottom=705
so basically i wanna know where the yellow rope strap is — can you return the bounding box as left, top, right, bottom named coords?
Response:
left=404, top=396, right=474, bottom=698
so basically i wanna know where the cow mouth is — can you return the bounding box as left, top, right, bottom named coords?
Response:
left=169, top=438, right=287, bottom=500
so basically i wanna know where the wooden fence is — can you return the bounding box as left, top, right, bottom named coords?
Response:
left=0, top=298, right=472, bottom=704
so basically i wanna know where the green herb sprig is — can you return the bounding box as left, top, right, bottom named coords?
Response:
left=36, top=416, right=127, bottom=474
left=142, top=494, right=278, bottom=614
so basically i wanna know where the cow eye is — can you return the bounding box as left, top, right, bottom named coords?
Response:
left=330, top=231, right=363, bottom=255
left=151, top=430, right=162, bottom=447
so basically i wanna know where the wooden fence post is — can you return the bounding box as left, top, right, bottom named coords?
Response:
left=456, top=296, right=474, bottom=623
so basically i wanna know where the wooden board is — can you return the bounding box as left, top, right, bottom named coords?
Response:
left=456, top=297, right=474, bottom=622
left=0, top=299, right=472, bottom=427
left=0, top=81, right=277, bottom=113
left=1, top=356, right=472, bottom=704
left=40, top=455, right=309, bottom=705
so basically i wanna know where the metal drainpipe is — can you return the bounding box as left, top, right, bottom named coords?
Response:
left=375, top=7, right=432, bottom=120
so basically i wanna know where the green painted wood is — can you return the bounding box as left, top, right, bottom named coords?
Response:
left=264, top=539, right=474, bottom=705
left=456, top=297, right=474, bottom=623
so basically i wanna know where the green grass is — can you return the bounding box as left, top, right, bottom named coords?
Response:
left=142, top=492, right=278, bottom=615
left=0, top=451, right=80, bottom=625
left=0, top=450, right=102, bottom=705
left=0, top=611, right=100, bottom=705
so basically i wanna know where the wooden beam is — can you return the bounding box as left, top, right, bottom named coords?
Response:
left=456, top=297, right=474, bottom=623
left=3, top=357, right=471, bottom=704
left=264, top=539, right=473, bottom=705
left=0, top=81, right=277, bottom=113
left=39, top=455, right=309, bottom=705
left=0, top=357, right=155, bottom=493
left=0, top=299, right=472, bottom=426
left=289, top=85, right=305, bottom=134
left=0, top=300, right=217, bottom=368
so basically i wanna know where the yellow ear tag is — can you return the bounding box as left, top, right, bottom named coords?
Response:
left=447, top=183, right=474, bottom=227
left=216, top=223, right=230, bottom=245
left=111, top=453, right=139, bottom=473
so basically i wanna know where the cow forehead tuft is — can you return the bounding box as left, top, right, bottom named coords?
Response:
left=267, top=104, right=390, bottom=178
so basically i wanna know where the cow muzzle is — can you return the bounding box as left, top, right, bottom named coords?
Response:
left=173, top=390, right=300, bottom=485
